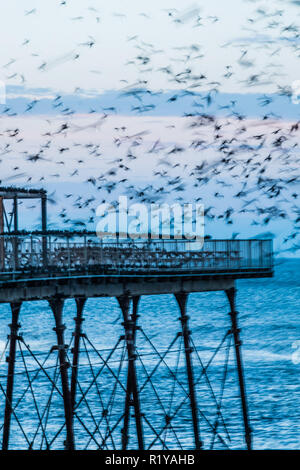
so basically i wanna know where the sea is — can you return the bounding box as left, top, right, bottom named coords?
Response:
left=0, top=258, right=299, bottom=450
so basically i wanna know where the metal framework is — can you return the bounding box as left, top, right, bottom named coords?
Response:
left=0, top=187, right=47, bottom=271
left=0, top=288, right=262, bottom=450
left=0, top=187, right=274, bottom=450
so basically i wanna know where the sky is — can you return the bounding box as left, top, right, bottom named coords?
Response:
left=0, top=0, right=299, bottom=94
left=0, top=1, right=300, bottom=255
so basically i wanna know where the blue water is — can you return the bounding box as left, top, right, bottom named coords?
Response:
left=0, top=258, right=299, bottom=449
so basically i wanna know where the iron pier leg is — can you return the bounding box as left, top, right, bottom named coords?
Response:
left=175, top=293, right=202, bottom=450
left=121, top=297, right=132, bottom=450
left=225, top=286, right=252, bottom=450
left=131, top=296, right=144, bottom=449
left=49, top=298, right=75, bottom=450
left=118, top=295, right=144, bottom=450
left=71, top=297, right=86, bottom=412
left=2, top=302, right=22, bottom=450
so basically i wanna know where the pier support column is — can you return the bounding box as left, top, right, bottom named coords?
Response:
left=49, top=298, right=75, bottom=450
left=175, top=293, right=202, bottom=450
left=2, top=302, right=22, bottom=450
left=70, top=297, right=86, bottom=411
left=225, top=287, right=252, bottom=450
left=118, top=295, right=144, bottom=450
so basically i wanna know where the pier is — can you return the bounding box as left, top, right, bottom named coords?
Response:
left=0, top=188, right=273, bottom=450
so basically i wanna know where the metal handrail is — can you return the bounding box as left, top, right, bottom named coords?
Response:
left=0, top=232, right=273, bottom=278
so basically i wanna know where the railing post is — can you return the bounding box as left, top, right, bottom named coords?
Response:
left=100, top=238, right=104, bottom=267
left=41, top=194, right=48, bottom=269
left=226, top=240, right=230, bottom=269
left=49, top=298, right=75, bottom=450
left=83, top=235, right=87, bottom=273
left=2, top=302, right=22, bottom=450
left=30, top=234, right=33, bottom=266
left=225, top=287, right=252, bottom=450
left=13, top=196, right=19, bottom=271
left=12, top=236, right=19, bottom=273
left=248, top=240, right=252, bottom=268
left=0, top=234, right=4, bottom=272
left=238, top=240, right=241, bottom=269
left=117, top=238, right=120, bottom=273
left=269, top=240, right=273, bottom=269
left=67, top=238, right=71, bottom=274
left=259, top=240, right=263, bottom=268
left=175, top=293, right=202, bottom=450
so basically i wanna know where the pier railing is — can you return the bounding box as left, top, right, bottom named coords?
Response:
left=0, top=232, right=273, bottom=278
